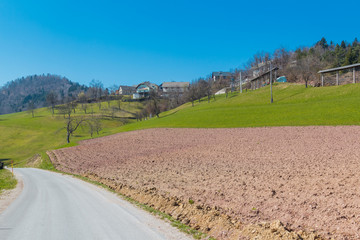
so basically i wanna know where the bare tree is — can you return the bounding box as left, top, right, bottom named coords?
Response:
left=109, top=84, right=119, bottom=95
left=46, top=91, right=58, bottom=115
left=204, top=78, right=214, bottom=103
left=187, top=84, right=198, bottom=107
left=196, top=79, right=207, bottom=103
left=104, top=88, right=111, bottom=108
left=64, top=111, right=86, bottom=143
left=56, top=104, right=72, bottom=118
left=149, top=90, right=161, bottom=118
left=296, top=54, right=322, bottom=88
left=225, top=87, right=231, bottom=98
left=89, top=79, right=104, bottom=100
left=78, top=92, right=88, bottom=114
left=87, top=116, right=102, bottom=137
left=69, top=101, right=78, bottom=114
left=134, top=111, right=142, bottom=121
left=110, top=106, right=118, bottom=119
left=272, top=47, right=291, bottom=71
left=113, top=95, right=122, bottom=110
left=27, top=100, right=35, bottom=118
left=81, top=104, right=88, bottom=114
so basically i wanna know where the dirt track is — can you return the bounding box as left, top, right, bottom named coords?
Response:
left=50, top=127, right=360, bottom=239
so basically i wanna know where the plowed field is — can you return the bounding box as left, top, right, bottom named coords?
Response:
left=50, top=127, right=360, bottom=239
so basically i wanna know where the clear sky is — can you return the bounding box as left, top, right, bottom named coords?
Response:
left=0, top=0, right=359, bottom=88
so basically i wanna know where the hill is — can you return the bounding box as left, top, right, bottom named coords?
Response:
left=0, top=100, right=143, bottom=167
left=1, top=83, right=360, bottom=167
left=121, top=82, right=360, bottom=131
left=0, top=74, right=87, bottom=115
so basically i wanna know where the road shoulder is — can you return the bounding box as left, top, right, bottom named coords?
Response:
left=0, top=169, right=23, bottom=214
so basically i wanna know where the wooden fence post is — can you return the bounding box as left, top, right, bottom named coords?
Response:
left=353, top=67, right=356, bottom=84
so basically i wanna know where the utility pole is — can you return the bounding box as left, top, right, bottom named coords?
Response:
left=270, top=62, right=273, bottom=103
left=239, top=71, right=242, bottom=93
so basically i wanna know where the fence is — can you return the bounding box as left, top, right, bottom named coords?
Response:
left=318, top=63, right=360, bottom=86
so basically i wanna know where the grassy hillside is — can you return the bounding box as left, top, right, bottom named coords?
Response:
left=1, top=83, right=360, bottom=166
left=121, top=83, right=360, bottom=130
left=0, top=100, right=143, bottom=167
left=0, top=169, right=17, bottom=193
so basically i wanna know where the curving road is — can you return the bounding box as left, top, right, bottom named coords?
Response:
left=0, top=168, right=191, bottom=240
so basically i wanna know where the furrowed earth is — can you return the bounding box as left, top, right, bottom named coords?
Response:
left=49, top=127, right=360, bottom=239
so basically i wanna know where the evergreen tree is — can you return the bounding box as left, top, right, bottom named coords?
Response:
left=353, top=38, right=359, bottom=47
left=341, top=40, right=346, bottom=48
left=316, top=37, right=328, bottom=49
left=344, top=48, right=353, bottom=66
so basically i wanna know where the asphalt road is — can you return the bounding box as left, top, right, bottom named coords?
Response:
left=0, top=168, right=191, bottom=240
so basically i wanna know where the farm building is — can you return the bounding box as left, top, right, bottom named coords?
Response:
left=160, top=82, right=189, bottom=97
left=212, top=72, right=236, bottom=82
left=318, top=63, right=360, bottom=86
left=118, top=85, right=136, bottom=95
left=250, top=67, right=279, bottom=90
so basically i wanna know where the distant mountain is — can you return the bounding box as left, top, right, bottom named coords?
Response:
left=0, top=74, right=88, bottom=115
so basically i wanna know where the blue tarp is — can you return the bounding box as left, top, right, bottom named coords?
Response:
left=276, top=76, right=287, bottom=82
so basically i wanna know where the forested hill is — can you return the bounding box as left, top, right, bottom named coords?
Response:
left=0, top=74, right=87, bottom=115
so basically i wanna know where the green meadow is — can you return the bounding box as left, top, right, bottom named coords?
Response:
left=0, top=169, right=17, bottom=193
left=0, top=100, right=143, bottom=167
left=122, top=83, right=360, bottom=130
left=1, top=83, right=360, bottom=167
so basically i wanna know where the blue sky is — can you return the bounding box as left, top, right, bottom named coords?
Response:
left=0, top=0, right=359, bottom=88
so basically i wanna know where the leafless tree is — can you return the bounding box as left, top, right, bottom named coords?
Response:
left=89, top=79, right=104, bottom=100
left=109, top=106, right=118, bottom=119
left=296, top=54, right=322, bottom=88
left=56, top=104, right=72, bottom=118
left=149, top=90, right=161, bottom=118
left=116, top=95, right=122, bottom=110
left=81, top=104, right=88, bottom=114
left=77, top=92, right=88, bottom=114
left=196, top=79, right=208, bottom=103
left=187, top=84, right=198, bottom=107
left=27, top=100, right=35, bottom=118
left=64, top=111, right=86, bottom=143
left=87, top=116, right=102, bottom=137
left=46, top=91, right=58, bottom=115
left=69, top=101, right=78, bottom=113
left=109, top=84, right=119, bottom=95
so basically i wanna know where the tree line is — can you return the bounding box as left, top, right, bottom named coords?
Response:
left=243, top=37, right=360, bottom=88
left=0, top=74, right=88, bottom=115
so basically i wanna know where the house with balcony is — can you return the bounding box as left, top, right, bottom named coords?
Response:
left=133, top=82, right=158, bottom=99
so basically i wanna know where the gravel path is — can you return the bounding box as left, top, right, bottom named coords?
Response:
left=51, top=126, right=360, bottom=239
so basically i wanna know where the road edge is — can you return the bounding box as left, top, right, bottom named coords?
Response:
left=0, top=169, right=24, bottom=214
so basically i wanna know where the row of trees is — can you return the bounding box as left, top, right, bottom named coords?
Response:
left=49, top=99, right=131, bottom=143
left=56, top=103, right=103, bottom=143
left=139, top=37, right=360, bottom=118
left=27, top=37, right=360, bottom=138
left=134, top=78, right=224, bottom=121
left=240, top=37, right=360, bottom=88
left=0, top=74, right=88, bottom=115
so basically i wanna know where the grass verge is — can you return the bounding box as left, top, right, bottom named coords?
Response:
left=0, top=169, right=17, bottom=194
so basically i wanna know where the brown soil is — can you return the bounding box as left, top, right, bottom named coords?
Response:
left=49, top=127, right=360, bottom=239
